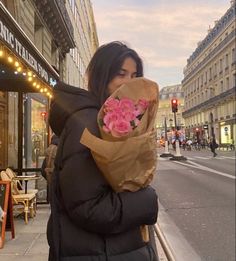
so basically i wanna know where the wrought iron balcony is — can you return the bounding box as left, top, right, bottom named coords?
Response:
left=183, top=29, right=236, bottom=84
left=34, top=0, right=75, bottom=54
left=182, top=86, right=236, bottom=117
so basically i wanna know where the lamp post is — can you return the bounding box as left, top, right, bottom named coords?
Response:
left=160, top=117, right=173, bottom=157
left=169, top=100, right=187, bottom=161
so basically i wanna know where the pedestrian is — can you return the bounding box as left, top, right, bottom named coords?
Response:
left=47, top=41, right=158, bottom=261
left=41, top=134, right=59, bottom=201
left=209, top=137, right=218, bottom=157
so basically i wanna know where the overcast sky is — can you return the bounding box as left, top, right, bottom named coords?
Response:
left=92, top=0, right=230, bottom=89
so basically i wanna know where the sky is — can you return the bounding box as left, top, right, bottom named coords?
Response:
left=91, top=0, right=230, bottom=89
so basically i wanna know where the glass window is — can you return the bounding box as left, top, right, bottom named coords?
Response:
left=30, top=98, right=47, bottom=168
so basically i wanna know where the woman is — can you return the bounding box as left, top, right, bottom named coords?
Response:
left=47, top=41, right=158, bottom=261
left=209, top=137, right=218, bottom=157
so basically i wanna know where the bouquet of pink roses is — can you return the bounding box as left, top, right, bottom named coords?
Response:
left=80, top=77, right=159, bottom=242
left=100, top=97, right=149, bottom=138
left=81, top=77, right=159, bottom=192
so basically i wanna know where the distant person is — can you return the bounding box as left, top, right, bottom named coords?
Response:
left=41, top=134, right=59, bottom=200
left=186, top=139, right=192, bottom=151
left=209, top=137, right=218, bottom=157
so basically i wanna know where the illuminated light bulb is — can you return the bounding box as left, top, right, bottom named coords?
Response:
left=36, top=84, right=40, bottom=89
left=8, top=56, right=13, bottom=63
left=0, top=50, right=4, bottom=57
left=22, top=72, right=26, bottom=76
left=28, top=71, right=32, bottom=77
left=15, top=61, right=20, bottom=67
left=44, top=88, right=48, bottom=92
left=17, top=67, right=22, bottom=72
left=46, top=92, right=50, bottom=96
left=28, top=76, right=33, bottom=82
left=40, top=88, right=44, bottom=93
left=33, top=82, right=37, bottom=86
left=33, top=74, right=36, bottom=77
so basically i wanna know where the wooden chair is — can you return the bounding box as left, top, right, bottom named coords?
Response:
left=5, top=168, right=38, bottom=195
left=0, top=171, right=36, bottom=224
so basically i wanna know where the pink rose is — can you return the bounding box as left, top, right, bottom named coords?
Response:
left=103, top=112, right=121, bottom=131
left=122, top=111, right=137, bottom=122
left=119, top=98, right=135, bottom=112
left=110, top=119, right=132, bottom=137
left=104, top=97, right=120, bottom=112
left=137, top=99, right=149, bottom=114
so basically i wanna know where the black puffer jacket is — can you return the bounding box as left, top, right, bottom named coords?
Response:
left=47, top=82, right=158, bottom=261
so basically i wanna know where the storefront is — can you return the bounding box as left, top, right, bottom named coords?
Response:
left=219, top=119, right=235, bottom=146
left=0, top=3, right=59, bottom=179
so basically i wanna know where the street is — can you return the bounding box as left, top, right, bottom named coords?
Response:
left=153, top=147, right=235, bottom=261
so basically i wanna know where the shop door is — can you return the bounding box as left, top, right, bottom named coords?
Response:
left=0, top=104, right=7, bottom=169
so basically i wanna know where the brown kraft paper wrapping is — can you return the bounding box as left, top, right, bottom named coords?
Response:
left=80, top=77, right=159, bottom=242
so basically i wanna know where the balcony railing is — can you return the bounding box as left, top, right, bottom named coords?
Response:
left=182, top=30, right=236, bottom=84
left=182, top=86, right=236, bottom=117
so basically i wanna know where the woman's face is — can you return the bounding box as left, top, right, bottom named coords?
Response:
left=108, top=57, right=137, bottom=94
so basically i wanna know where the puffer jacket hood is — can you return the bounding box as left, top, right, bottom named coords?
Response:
left=49, top=81, right=100, bottom=136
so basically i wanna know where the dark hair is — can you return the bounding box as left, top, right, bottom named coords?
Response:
left=86, top=41, right=143, bottom=105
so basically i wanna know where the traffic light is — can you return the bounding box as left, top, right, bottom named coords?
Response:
left=171, top=99, right=178, bottom=113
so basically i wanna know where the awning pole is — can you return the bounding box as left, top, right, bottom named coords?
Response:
left=17, top=92, right=23, bottom=176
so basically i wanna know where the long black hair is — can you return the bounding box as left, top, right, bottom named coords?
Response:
left=86, top=41, right=143, bottom=105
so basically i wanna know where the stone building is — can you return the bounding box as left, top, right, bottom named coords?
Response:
left=156, top=84, right=185, bottom=139
left=0, top=0, right=98, bottom=179
left=182, top=1, right=236, bottom=146
left=66, top=0, right=99, bottom=88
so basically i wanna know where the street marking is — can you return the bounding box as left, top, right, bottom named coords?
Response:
left=186, top=157, right=195, bottom=160
left=174, top=160, right=235, bottom=179
left=220, top=156, right=236, bottom=159
left=194, top=156, right=210, bottom=159
left=158, top=155, right=236, bottom=162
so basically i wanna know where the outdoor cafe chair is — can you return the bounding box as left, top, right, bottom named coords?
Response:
left=0, top=171, right=36, bottom=224
left=5, top=168, right=38, bottom=195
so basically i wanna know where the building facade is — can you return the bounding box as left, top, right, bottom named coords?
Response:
left=156, top=84, right=185, bottom=139
left=182, top=1, right=236, bottom=145
left=0, top=0, right=98, bottom=179
left=66, top=0, right=99, bottom=88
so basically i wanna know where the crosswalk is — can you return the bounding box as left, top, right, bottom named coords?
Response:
left=158, top=155, right=236, bottom=161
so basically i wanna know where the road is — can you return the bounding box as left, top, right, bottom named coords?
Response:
left=153, top=148, right=235, bottom=261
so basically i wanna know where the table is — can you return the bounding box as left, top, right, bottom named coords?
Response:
left=13, top=175, right=40, bottom=194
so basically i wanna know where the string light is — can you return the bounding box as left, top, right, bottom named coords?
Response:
left=8, top=56, right=13, bottom=63
left=17, top=67, right=22, bottom=72
left=0, top=44, right=53, bottom=98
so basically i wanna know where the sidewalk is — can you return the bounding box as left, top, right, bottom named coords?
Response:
left=0, top=205, right=50, bottom=261
left=0, top=204, right=168, bottom=261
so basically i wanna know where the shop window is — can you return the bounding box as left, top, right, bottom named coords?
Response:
left=30, top=98, right=47, bottom=168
